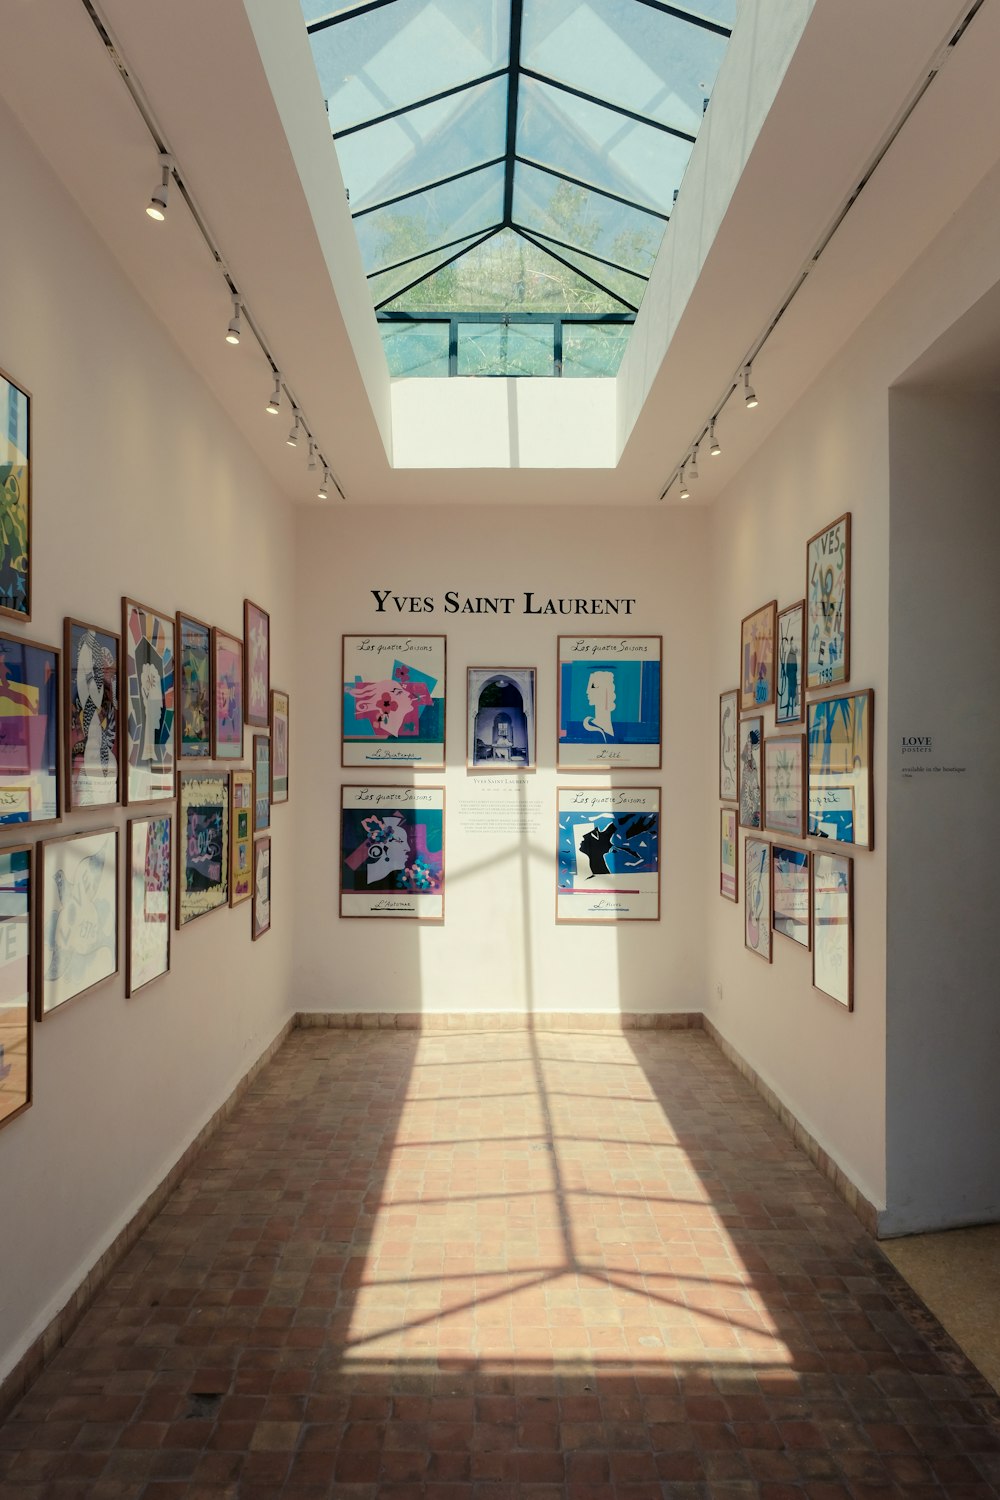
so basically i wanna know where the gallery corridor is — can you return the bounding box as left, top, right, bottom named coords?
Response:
left=1, top=1026, right=998, bottom=1499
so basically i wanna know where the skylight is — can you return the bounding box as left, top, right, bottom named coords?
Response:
left=302, top=0, right=736, bottom=375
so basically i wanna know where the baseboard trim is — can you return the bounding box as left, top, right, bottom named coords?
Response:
left=0, top=1015, right=296, bottom=1423
left=295, top=1010, right=704, bottom=1032
left=701, top=1016, right=879, bottom=1236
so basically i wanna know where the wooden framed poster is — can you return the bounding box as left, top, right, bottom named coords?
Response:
left=270, top=689, right=289, bottom=804
left=806, top=513, right=851, bottom=690
left=64, top=618, right=120, bottom=810
left=773, top=845, right=810, bottom=948
left=807, top=689, right=873, bottom=849
left=556, top=636, right=661, bottom=770
left=244, top=599, right=270, bottom=728
left=720, top=807, right=738, bottom=903
left=556, top=787, right=660, bottom=922
left=0, top=845, right=32, bottom=1131
left=176, top=612, right=212, bottom=759
left=122, top=598, right=175, bottom=804
left=177, top=771, right=230, bottom=926
left=740, top=600, right=776, bottom=711
left=468, top=666, right=536, bottom=769
left=0, top=365, right=31, bottom=621
left=211, top=628, right=243, bottom=761
left=340, top=785, right=445, bottom=919
left=253, top=734, right=270, bottom=833
left=230, top=768, right=253, bottom=906
left=812, top=850, right=854, bottom=1008
left=737, top=715, right=763, bottom=830
left=342, top=635, right=446, bottom=769
left=719, top=688, right=738, bottom=802
left=775, top=600, right=804, bottom=725
left=744, top=837, right=772, bottom=962
left=0, top=632, right=59, bottom=828
left=36, top=828, right=119, bottom=1019
left=763, top=732, right=806, bottom=839
left=126, top=814, right=171, bottom=996
left=252, top=836, right=271, bottom=940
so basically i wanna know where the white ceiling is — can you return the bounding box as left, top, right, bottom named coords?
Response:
left=2, top=0, right=999, bottom=506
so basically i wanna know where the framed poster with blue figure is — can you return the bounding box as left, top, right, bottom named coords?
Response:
left=557, top=636, right=661, bottom=770
left=556, top=787, right=660, bottom=922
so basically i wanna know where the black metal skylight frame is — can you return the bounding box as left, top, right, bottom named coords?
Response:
left=306, top=0, right=733, bottom=316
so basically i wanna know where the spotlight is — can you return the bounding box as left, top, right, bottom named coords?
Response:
left=318, top=468, right=330, bottom=501
left=689, top=444, right=699, bottom=481
left=225, top=293, right=242, bottom=345
left=146, top=152, right=173, bottom=221
left=678, top=466, right=690, bottom=501
left=307, top=439, right=318, bottom=472
left=287, top=410, right=301, bottom=447
left=744, top=366, right=758, bottom=409
left=266, top=372, right=281, bottom=416
left=709, top=419, right=721, bottom=457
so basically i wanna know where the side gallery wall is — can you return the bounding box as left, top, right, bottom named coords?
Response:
left=293, top=503, right=710, bottom=1017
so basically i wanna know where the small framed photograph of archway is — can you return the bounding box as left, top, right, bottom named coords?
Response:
left=556, top=787, right=660, bottom=922
left=467, top=667, right=536, bottom=769
left=557, top=636, right=661, bottom=770
left=342, top=635, right=446, bottom=769
left=807, top=689, right=873, bottom=849
left=340, top=785, right=445, bottom=920
left=812, top=851, right=853, bottom=1009
left=806, top=512, right=850, bottom=690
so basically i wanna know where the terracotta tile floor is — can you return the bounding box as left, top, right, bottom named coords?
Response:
left=2, top=1026, right=999, bottom=1499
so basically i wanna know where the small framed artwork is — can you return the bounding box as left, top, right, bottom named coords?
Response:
left=340, top=785, right=445, bottom=919
left=806, top=512, right=851, bottom=690
left=126, top=815, right=171, bottom=997
left=122, top=598, right=175, bottom=804
left=557, top=787, right=660, bottom=922
left=244, top=599, right=270, bottom=728
left=230, top=769, right=253, bottom=906
left=212, top=628, right=244, bottom=761
left=776, top=600, right=804, bottom=724
left=0, top=633, right=59, bottom=827
left=36, top=828, right=119, bottom=1019
left=468, top=667, right=536, bottom=769
left=342, top=634, right=446, bottom=769
left=737, top=715, right=762, bottom=830
left=177, top=771, right=230, bottom=926
left=253, top=734, right=270, bottom=833
left=740, top=600, right=776, bottom=711
left=252, top=836, right=271, bottom=940
left=270, top=689, right=289, bottom=804
left=807, top=689, right=873, bottom=849
left=744, top=837, right=772, bottom=962
left=812, top=850, right=853, bottom=1009
left=176, top=612, right=212, bottom=759
left=719, top=689, right=738, bottom=802
left=557, top=636, right=662, bottom=770
left=0, top=845, right=32, bottom=1131
left=773, top=845, right=810, bottom=948
left=720, top=807, right=737, bottom=902
left=0, top=365, right=31, bottom=621
left=763, top=732, right=806, bottom=839
left=64, top=619, right=120, bottom=810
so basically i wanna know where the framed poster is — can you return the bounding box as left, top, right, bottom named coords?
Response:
left=37, top=828, right=118, bottom=1019
left=176, top=612, right=212, bottom=759
left=740, top=601, right=776, bottom=711
left=0, top=366, right=31, bottom=621
left=122, top=598, right=175, bottom=804
left=807, top=689, right=873, bottom=849
left=340, top=785, right=445, bottom=919
left=720, top=807, right=737, bottom=903
left=0, top=845, right=32, bottom=1131
left=763, top=732, right=806, bottom=839
left=253, top=734, right=270, bottom=833
left=744, top=837, right=772, bottom=962
left=813, top=851, right=853, bottom=1008
left=342, top=635, right=445, bottom=769
left=719, top=689, right=738, bottom=802
left=0, top=633, right=59, bottom=827
left=244, top=599, right=270, bottom=728
left=737, top=715, right=762, bottom=830
left=468, top=667, right=536, bottom=769
left=177, top=771, right=230, bottom=926
left=270, top=689, right=289, bottom=804
left=806, top=513, right=851, bottom=690
left=776, top=600, right=804, bottom=725
left=212, top=628, right=243, bottom=761
left=773, top=846, right=810, bottom=948
left=230, top=769, right=253, bottom=906
left=557, top=636, right=661, bottom=770
left=126, top=815, right=171, bottom=997
left=64, top=619, right=119, bottom=810
left=556, top=787, right=660, bottom=922
left=252, top=836, right=271, bottom=940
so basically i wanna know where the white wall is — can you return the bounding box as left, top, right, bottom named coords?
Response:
left=293, top=503, right=709, bottom=1016
left=0, top=103, right=297, bottom=1382
left=704, top=151, right=1000, bottom=1220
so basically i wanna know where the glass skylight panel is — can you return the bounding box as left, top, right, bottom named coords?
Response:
left=512, top=161, right=664, bottom=274
left=457, top=321, right=554, bottom=377
left=368, top=233, right=493, bottom=307
left=353, top=162, right=504, bottom=276
left=561, top=322, right=631, bottom=377
left=521, top=0, right=728, bottom=139
left=380, top=320, right=451, bottom=377
left=337, top=75, right=507, bottom=213
left=523, top=231, right=647, bottom=309
left=309, top=0, right=509, bottom=135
